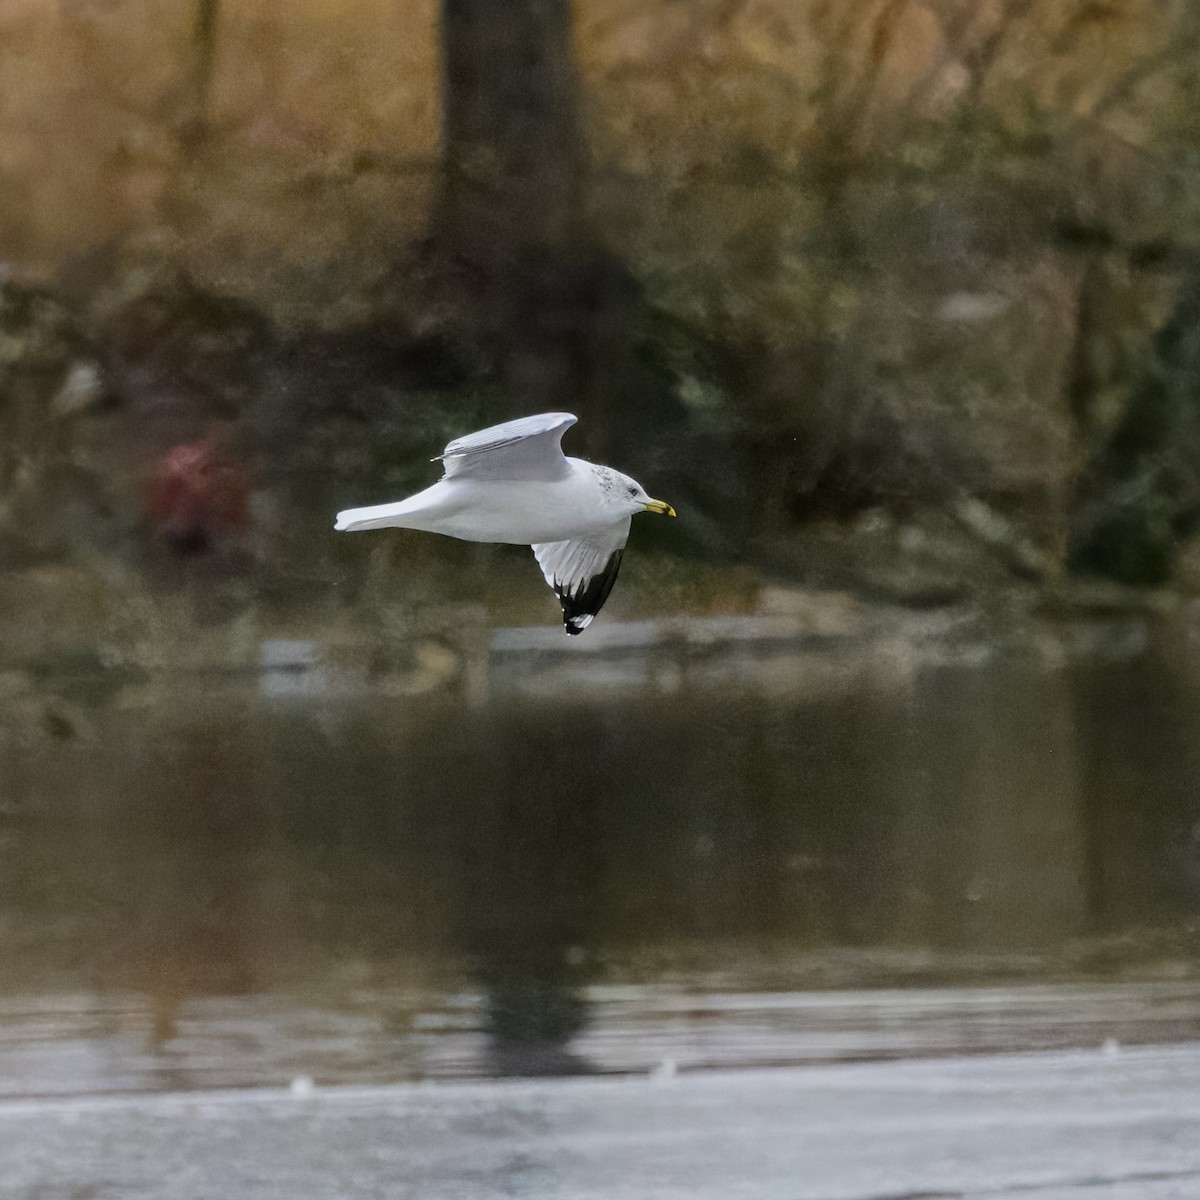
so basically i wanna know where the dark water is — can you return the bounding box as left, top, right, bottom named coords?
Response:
left=2, top=611, right=1200, bottom=1095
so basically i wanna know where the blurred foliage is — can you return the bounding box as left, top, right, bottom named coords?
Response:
left=2, top=0, right=1200, bottom=654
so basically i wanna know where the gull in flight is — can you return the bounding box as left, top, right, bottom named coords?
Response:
left=334, top=412, right=675, bottom=634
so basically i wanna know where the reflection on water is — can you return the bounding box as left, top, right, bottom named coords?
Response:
left=2, top=610, right=1200, bottom=1094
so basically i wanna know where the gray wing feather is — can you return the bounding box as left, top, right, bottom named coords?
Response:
left=532, top=519, right=630, bottom=635
left=439, top=412, right=576, bottom=482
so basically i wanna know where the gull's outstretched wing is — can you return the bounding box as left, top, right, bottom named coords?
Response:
left=532, top=518, right=630, bottom=635
left=439, top=412, right=577, bottom=482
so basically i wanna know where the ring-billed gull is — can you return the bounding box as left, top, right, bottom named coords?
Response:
left=334, top=412, right=676, bottom=634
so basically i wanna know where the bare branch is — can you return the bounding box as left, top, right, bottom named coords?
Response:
left=1089, top=38, right=1198, bottom=120
left=820, top=0, right=914, bottom=158
left=961, top=0, right=1036, bottom=104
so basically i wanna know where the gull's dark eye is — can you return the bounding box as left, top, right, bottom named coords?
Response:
left=627, top=487, right=637, bottom=496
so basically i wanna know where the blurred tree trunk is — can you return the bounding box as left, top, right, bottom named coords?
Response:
left=435, top=0, right=587, bottom=309
left=182, top=0, right=220, bottom=154
left=159, top=0, right=220, bottom=235
left=428, top=0, right=682, bottom=448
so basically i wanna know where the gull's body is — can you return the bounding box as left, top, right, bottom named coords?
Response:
left=334, top=413, right=674, bottom=634
left=337, top=460, right=622, bottom=545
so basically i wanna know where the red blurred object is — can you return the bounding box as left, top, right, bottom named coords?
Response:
left=146, top=437, right=250, bottom=554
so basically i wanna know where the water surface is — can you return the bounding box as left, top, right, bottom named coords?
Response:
left=2, top=607, right=1199, bottom=1094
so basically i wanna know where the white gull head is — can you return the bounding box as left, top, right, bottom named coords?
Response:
left=586, top=464, right=676, bottom=519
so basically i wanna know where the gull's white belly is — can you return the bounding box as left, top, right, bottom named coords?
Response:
left=430, top=478, right=604, bottom=543
left=354, top=459, right=609, bottom=545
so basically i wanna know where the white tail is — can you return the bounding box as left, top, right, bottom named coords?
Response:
left=334, top=483, right=450, bottom=533
left=334, top=501, right=417, bottom=532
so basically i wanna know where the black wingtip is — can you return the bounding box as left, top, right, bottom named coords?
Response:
left=555, top=549, right=623, bottom=635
